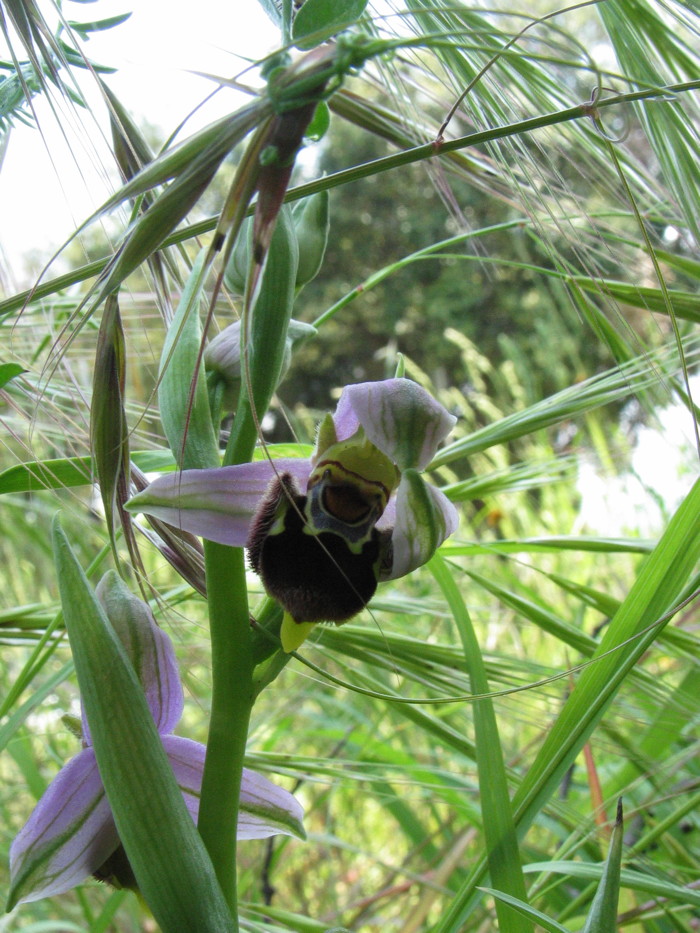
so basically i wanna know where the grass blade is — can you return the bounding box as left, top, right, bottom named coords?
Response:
left=431, top=554, right=533, bottom=933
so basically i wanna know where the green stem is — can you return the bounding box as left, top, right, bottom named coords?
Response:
left=197, top=169, right=297, bottom=919
left=281, top=0, right=293, bottom=46
left=198, top=540, right=254, bottom=921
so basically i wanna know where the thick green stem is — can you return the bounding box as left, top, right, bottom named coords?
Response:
left=198, top=541, right=254, bottom=921
left=196, top=120, right=300, bottom=918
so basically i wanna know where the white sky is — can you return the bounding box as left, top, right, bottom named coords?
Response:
left=0, top=0, right=277, bottom=284
left=575, top=374, right=700, bottom=536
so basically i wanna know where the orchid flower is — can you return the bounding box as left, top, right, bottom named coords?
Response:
left=127, top=378, right=459, bottom=651
left=9, top=574, right=304, bottom=905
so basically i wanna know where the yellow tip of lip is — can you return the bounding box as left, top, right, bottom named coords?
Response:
left=280, top=613, right=317, bottom=653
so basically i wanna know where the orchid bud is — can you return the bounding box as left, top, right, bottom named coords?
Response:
left=205, top=318, right=316, bottom=412
left=292, top=189, right=329, bottom=288
left=223, top=217, right=253, bottom=295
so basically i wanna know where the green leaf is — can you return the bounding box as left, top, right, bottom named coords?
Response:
left=0, top=451, right=175, bottom=495
left=464, top=569, right=596, bottom=655
left=598, top=0, right=700, bottom=243
left=158, top=250, right=219, bottom=470
left=73, top=101, right=265, bottom=319
left=103, top=81, right=155, bottom=188
left=433, top=476, right=700, bottom=930
left=67, top=13, right=132, bottom=37
left=443, top=537, right=655, bottom=557
left=0, top=457, right=93, bottom=493
left=523, top=862, right=700, bottom=910
left=50, top=519, right=233, bottom=932
left=0, top=362, right=26, bottom=389
left=443, top=456, right=577, bottom=501
left=431, top=554, right=534, bottom=933
left=478, top=888, right=573, bottom=933
left=430, top=340, right=699, bottom=467
left=512, top=476, right=700, bottom=827
left=292, top=0, right=369, bottom=49
left=574, top=276, right=700, bottom=323
left=0, top=661, right=74, bottom=755
left=582, top=800, right=623, bottom=933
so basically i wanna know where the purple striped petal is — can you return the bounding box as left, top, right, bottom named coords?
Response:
left=238, top=766, right=306, bottom=840
left=90, top=573, right=183, bottom=739
left=333, top=379, right=456, bottom=471
left=9, top=748, right=118, bottom=905
left=126, top=459, right=312, bottom=546
left=161, top=735, right=204, bottom=824
left=162, top=736, right=305, bottom=839
left=382, top=471, right=460, bottom=580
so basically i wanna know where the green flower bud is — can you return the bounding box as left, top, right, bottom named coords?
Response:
left=292, top=189, right=330, bottom=288
left=223, top=217, right=253, bottom=295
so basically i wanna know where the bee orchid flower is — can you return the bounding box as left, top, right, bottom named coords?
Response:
left=8, top=574, right=304, bottom=905
left=127, top=378, right=459, bottom=651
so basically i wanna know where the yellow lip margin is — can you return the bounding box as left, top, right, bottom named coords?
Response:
left=310, top=459, right=391, bottom=519
left=309, top=432, right=400, bottom=501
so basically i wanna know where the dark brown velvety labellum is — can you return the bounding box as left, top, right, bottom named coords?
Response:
left=247, top=473, right=382, bottom=623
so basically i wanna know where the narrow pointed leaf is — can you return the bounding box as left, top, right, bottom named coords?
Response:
left=522, top=861, right=700, bottom=909
left=51, top=519, right=233, bottom=932
left=79, top=102, right=266, bottom=317
left=581, top=800, right=624, bottom=933
left=478, top=889, right=573, bottom=933
left=431, top=554, right=533, bottom=933
left=432, top=476, right=700, bottom=931
left=103, top=81, right=155, bottom=196
left=511, top=477, right=700, bottom=830
left=0, top=451, right=174, bottom=494
left=68, top=13, right=133, bottom=36
left=430, top=341, right=699, bottom=466
left=89, top=103, right=264, bottom=225
left=0, top=362, right=26, bottom=388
